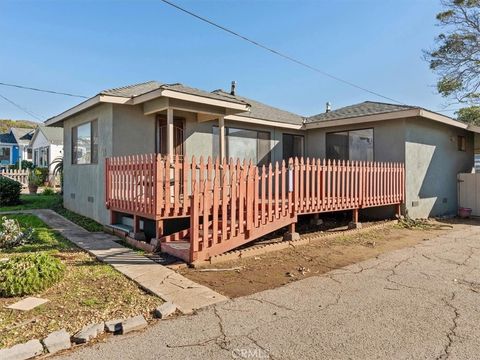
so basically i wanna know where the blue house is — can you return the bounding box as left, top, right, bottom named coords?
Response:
left=0, top=128, right=34, bottom=168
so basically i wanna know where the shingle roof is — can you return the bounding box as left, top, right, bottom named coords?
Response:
left=39, top=127, right=63, bottom=145
left=10, top=127, right=34, bottom=145
left=212, top=90, right=305, bottom=125
left=100, top=81, right=248, bottom=105
left=307, top=101, right=417, bottom=123
left=0, top=132, right=16, bottom=144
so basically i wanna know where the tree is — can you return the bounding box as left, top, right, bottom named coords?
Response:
left=426, top=0, right=480, bottom=124
left=456, top=105, right=480, bottom=124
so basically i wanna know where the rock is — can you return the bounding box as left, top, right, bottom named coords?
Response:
left=0, top=339, right=43, bottom=360
left=154, top=302, right=177, bottom=319
left=121, top=315, right=147, bottom=334
left=72, top=323, right=104, bottom=344
left=42, top=329, right=71, bottom=354
left=105, top=319, right=123, bottom=333
left=348, top=221, right=363, bottom=229
left=283, top=232, right=300, bottom=241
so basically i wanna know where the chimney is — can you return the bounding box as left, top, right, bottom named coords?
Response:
left=230, top=81, right=237, bottom=96
left=326, top=101, right=332, bottom=113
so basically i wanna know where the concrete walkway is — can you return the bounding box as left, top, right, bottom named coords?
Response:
left=56, top=221, right=480, bottom=360
left=6, top=209, right=227, bottom=314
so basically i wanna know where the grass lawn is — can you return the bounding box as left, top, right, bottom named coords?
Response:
left=0, top=194, right=104, bottom=232
left=0, top=214, right=163, bottom=348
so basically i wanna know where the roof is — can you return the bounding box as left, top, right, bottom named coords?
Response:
left=0, top=132, right=16, bottom=144
left=10, top=127, right=34, bottom=145
left=36, top=127, right=63, bottom=145
left=213, top=90, right=304, bottom=125
left=101, top=81, right=248, bottom=105
left=307, top=101, right=417, bottom=123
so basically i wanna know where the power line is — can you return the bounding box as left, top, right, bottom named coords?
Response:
left=0, top=82, right=88, bottom=99
left=159, top=0, right=405, bottom=105
left=0, top=92, right=43, bottom=121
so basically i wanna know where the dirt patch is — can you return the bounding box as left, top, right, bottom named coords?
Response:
left=180, top=220, right=465, bottom=298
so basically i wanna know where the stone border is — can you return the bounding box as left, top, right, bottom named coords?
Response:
left=194, top=220, right=397, bottom=267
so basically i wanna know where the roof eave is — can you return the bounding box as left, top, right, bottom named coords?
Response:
left=225, top=114, right=304, bottom=129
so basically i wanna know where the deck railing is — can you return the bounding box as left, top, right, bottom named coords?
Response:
left=0, top=169, right=30, bottom=187
left=105, top=154, right=405, bottom=221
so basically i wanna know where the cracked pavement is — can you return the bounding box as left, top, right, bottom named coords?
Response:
left=58, top=222, right=480, bottom=360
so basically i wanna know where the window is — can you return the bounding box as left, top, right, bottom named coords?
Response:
left=0, top=147, right=10, bottom=164
left=72, top=120, right=98, bottom=164
left=458, top=135, right=466, bottom=152
left=282, top=134, right=304, bottom=160
left=326, top=128, right=374, bottom=161
left=26, top=148, right=32, bottom=160
left=39, top=147, right=49, bottom=167
left=213, top=126, right=271, bottom=165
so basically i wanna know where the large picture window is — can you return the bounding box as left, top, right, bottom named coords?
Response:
left=326, top=128, right=374, bottom=161
left=213, top=126, right=271, bottom=165
left=72, top=120, right=98, bottom=164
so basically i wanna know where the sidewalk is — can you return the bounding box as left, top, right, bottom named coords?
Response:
left=3, top=209, right=227, bottom=314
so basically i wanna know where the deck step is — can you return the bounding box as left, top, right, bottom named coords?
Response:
left=160, top=240, right=191, bottom=262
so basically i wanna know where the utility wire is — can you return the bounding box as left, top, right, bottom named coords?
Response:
left=159, top=0, right=405, bottom=105
left=0, top=82, right=88, bottom=99
left=0, top=92, right=43, bottom=121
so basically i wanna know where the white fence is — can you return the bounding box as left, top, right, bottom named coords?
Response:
left=0, top=169, right=30, bottom=187
left=458, top=173, right=480, bottom=216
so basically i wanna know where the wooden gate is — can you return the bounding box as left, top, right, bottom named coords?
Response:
left=458, top=173, right=480, bottom=216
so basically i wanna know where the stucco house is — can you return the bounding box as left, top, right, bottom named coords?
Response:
left=44, top=81, right=479, bottom=262
left=29, top=126, right=64, bottom=183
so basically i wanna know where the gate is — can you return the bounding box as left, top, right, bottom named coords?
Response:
left=458, top=173, right=480, bottom=216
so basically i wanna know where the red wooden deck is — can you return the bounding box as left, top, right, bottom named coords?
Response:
left=105, top=154, right=405, bottom=263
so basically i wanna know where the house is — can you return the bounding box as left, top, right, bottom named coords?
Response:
left=0, top=127, right=35, bottom=168
left=29, top=126, right=64, bottom=183
left=44, top=81, right=478, bottom=262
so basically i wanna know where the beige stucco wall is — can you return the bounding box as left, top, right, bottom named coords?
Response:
left=404, top=117, right=474, bottom=218
left=63, top=103, right=113, bottom=224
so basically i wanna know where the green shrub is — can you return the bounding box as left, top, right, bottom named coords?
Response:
left=0, top=253, right=65, bottom=297
left=0, top=177, right=21, bottom=206
left=42, top=187, right=55, bottom=196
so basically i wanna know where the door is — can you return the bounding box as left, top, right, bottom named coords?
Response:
left=458, top=173, right=480, bottom=216
left=156, top=115, right=184, bottom=157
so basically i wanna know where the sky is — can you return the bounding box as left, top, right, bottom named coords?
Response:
left=0, top=0, right=455, bottom=123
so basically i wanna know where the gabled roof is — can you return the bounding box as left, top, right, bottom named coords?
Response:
left=213, top=90, right=304, bottom=126
left=101, top=81, right=248, bottom=105
left=30, top=126, right=63, bottom=146
left=0, top=132, right=16, bottom=144
left=307, top=101, right=417, bottom=123
left=10, top=127, right=34, bottom=145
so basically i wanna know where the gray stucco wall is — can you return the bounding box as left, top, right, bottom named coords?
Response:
left=404, top=117, right=474, bottom=218
left=63, top=103, right=113, bottom=225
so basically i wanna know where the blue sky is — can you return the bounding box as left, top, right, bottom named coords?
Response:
left=0, top=0, right=453, bottom=123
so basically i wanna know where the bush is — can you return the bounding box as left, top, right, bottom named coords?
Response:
left=0, top=253, right=65, bottom=297
left=0, top=216, right=34, bottom=248
left=42, top=187, right=55, bottom=196
left=0, top=177, right=21, bottom=206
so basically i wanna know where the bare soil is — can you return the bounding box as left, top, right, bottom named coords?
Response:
left=180, top=219, right=467, bottom=298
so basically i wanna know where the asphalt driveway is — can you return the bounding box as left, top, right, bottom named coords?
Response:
left=59, top=221, right=480, bottom=360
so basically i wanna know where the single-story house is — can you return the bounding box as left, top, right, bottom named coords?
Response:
left=29, top=126, right=64, bottom=183
left=44, top=80, right=479, bottom=261
left=0, top=127, right=35, bottom=168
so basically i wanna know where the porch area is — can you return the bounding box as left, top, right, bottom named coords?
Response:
left=105, top=155, right=405, bottom=263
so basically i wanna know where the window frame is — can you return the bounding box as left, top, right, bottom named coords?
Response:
left=212, top=125, right=272, bottom=165
left=0, top=146, right=11, bottom=164
left=71, top=119, right=99, bottom=165
left=326, top=127, right=375, bottom=162
left=282, top=133, right=305, bottom=160
left=457, top=135, right=466, bottom=152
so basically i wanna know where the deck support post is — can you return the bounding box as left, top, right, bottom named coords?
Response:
left=348, top=209, right=362, bottom=229
left=131, top=215, right=146, bottom=241
left=166, top=107, right=174, bottom=157
left=218, top=116, right=225, bottom=160
left=283, top=222, right=300, bottom=241
left=151, top=220, right=164, bottom=251
left=396, top=203, right=402, bottom=218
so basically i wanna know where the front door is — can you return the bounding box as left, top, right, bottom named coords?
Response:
left=156, top=115, right=184, bottom=156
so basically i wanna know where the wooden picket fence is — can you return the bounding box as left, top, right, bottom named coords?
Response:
left=0, top=169, right=30, bottom=187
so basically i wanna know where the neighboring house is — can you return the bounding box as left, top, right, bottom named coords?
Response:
left=29, top=126, right=64, bottom=181
left=0, top=127, right=35, bottom=168
left=10, top=127, right=34, bottom=164
left=44, top=81, right=479, bottom=261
